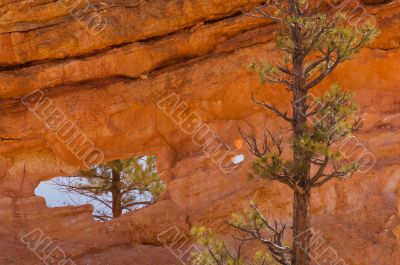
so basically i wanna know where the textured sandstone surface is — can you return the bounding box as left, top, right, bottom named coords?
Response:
left=0, top=0, right=399, bottom=264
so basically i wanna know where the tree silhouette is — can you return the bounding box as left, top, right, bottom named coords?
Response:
left=53, top=156, right=165, bottom=221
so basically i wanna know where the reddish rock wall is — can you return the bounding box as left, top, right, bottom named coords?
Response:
left=0, top=0, right=399, bottom=264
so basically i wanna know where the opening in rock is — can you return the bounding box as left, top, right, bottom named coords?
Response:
left=231, top=154, right=245, bottom=164
left=35, top=156, right=165, bottom=221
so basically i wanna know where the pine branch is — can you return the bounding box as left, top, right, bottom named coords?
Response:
left=242, top=3, right=287, bottom=24
left=304, top=52, right=341, bottom=90
left=122, top=200, right=154, bottom=209
left=309, top=155, right=329, bottom=185
left=311, top=161, right=357, bottom=187
left=227, top=201, right=291, bottom=265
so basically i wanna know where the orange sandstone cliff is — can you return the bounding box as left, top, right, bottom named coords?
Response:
left=0, top=0, right=399, bottom=264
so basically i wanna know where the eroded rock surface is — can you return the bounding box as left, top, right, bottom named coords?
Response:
left=0, top=0, right=399, bottom=264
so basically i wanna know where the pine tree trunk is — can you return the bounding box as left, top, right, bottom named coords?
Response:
left=111, top=169, right=122, bottom=218
left=292, top=190, right=311, bottom=265
left=292, top=84, right=312, bottom=265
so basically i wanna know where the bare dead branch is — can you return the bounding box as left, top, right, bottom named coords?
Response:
left=238, top=125, right=268, bottom=158
left=252, top=93, right=293, bottom=123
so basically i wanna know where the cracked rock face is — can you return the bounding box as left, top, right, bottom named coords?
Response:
left=0, top=0, right=399, bottom=264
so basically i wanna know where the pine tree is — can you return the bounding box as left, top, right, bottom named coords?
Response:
left=53, top=156, right=165, bottom=221
left=192, top=1, right=379, bottom=264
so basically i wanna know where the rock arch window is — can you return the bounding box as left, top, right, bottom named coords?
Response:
left=35, top=156, right=165, bottom=221
left=231, top=154, right=245, bottom=164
